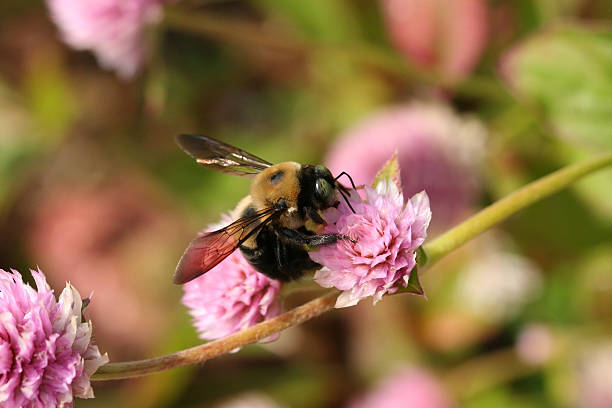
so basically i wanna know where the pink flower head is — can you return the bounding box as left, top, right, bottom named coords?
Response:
left=577, top=343, right=612, bottom=408
left=0, top=269, right=108, bottom=408
left=349, top=366, right=453, bottom=408
left=380, top=0, right=488, bottom=80
left=326, top=103, right=485, bottom=232
left=47, top=0, right=172, bottom=78
left=310, top=171, right=431, bottom=308
left=214, top=393, right=287, bottom=408
left=182, top=221, right=282, bottom=340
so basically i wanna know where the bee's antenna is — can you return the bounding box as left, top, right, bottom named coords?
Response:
left=339, top=189, right=356, bottom=214
left=334, top=171, right=357, bottom=191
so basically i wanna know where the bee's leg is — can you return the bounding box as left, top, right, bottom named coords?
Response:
left=274, top=234, right=285, bottom=269
left=274, top=234, right=296, bottom=280
left=279, top=228, right=354, bottom=247
left=305, top=207, right=326, bottom=225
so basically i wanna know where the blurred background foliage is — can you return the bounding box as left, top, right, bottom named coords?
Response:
left=1, top=0, right=611, bottom=407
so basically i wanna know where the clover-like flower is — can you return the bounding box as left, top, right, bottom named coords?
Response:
left=380, top=0, right=488, bottom=80
left=0, top=269, right=108, bottom=408
left=349, top=366, right=453, bottom=408
left=310, top=160, right=431, bottom=307
left=325, top=103, right=486, bottom=232
left=182, top=242, right=282, bottom=341
left=47, top=0, right=172, bottom=78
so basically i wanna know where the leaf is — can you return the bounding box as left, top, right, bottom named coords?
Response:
left=416, top=246, right=428, bottom=267
left=501, top=24, right=612, bottom=150
left=404, top=266, right=425, bottom=297
left=372, top=150, right=401, bottom=190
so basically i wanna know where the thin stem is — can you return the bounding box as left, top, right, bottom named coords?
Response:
left=423, top=152, right=612, bottom=264
left=91, top=152, right=612, bottom=381
left=92, top=291, right=338, bottom=381
left=163, top=7, right=307, bottom=55
left=162, top=8, right=501, bottom=100
left=442, top=348, right=536, bottom=400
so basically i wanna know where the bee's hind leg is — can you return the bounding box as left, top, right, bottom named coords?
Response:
left=279, top=228, right=355, bottom=247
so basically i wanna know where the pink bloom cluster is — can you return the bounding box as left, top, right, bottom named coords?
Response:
left=182, top=246, right=282, bottom=341
left=311, top=179, right=431, bottom=308
left=0, top=269, right=108, bottom=408
left=380, top=0, right=488, bottom=80
left=47, top=0, right=172, bottom=78
left=349, top=367, right=453, bottom=408
left=326, top=103, right=485, bottom=232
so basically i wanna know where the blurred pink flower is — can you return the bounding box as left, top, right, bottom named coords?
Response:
left=311, top=177, right=431, bottom=308
left=182, top=226, right=282, bottom=340
left=26, top=180, right=185, bottom=359
left=454, top=247, right=541, bottom=324
left=326, top=103, right=486, bottom=232
left=515, top=323, right=556, bottom=366
left=47, top=0, right=172, bottom=78
left=380, top=0, right=489, bottom=80
left=0, top=269, right=108, bottom=408
left=577, top=343, right=612, bottom=408
left=214, top=393, right=287, bottom=408
left=349, top=367, right=453, bottom=408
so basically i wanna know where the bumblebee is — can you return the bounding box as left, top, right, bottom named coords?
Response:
left=173, top=134, right=356, bottom=284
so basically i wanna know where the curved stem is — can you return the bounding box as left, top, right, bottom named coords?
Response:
left=92, top=291, right=338, bottom=381
left=423, top=152, right=612, bottom=264
left=91, top=152, right=612, bottom=381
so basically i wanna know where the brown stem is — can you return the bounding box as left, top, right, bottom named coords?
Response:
left=92, top=291, right=338, bottom=381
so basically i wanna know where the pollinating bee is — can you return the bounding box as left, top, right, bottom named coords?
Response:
left=173, top=134, right=356, bottom=284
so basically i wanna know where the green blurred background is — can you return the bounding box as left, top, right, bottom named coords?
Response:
left=1, top=0, right=611, bottom=407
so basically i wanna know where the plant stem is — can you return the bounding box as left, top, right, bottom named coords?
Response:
left=163, top=7, right=307, bottom=54
left=91, top=152, right=612, bottom=381
left=162, top=7, right=501, bottom=100
left=423, top=152, right=612, bottom=264
left=441, top=348, right=536, bottom=399
left=92, top=291, right=338, bottom=381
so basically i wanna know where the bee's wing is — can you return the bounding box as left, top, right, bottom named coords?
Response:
left=176, top=134, right=272, bottom=177
left=173, top=206, right=280, bottom=284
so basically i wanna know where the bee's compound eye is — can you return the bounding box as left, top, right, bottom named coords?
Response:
left=314, top=165, right=332, bottom=178
left=315, top=178, right=334, bottom=206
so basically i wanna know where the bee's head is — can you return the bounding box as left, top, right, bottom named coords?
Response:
left=312, top=165, right=337, bottom=208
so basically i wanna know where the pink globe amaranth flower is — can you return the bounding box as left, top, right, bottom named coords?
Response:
left=454, top=248, right=541, bottom=324
left=47, top=0, right=172, bottom=78
left=515, top=323, right=556, bottom=366
left=310, top=179, right=431, bottom=308
left=326, top=103, right=486, bottom=233
left=380, top=0, right=488, bottom=80
left=26, top=180, right=185, bottom=359
left=577, top=343, right=612, bottom=408
left=349, top=367, right=453, bottom=408
left=182, top=227, right=282, bottom=341
left=214, top=393, right=287, bottom=408
left=0, top=269, right=108, bottom=408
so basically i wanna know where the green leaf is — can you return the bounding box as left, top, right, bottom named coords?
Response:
left=372, top=151, right=401, bottom=189
left=502, top=24, right=612, bottom=150
left=416, top=246, right=428, bottom=266
left=404, top=266, right=425, bottom=297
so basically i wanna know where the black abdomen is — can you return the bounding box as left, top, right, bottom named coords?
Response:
left=239, top=225, right=320, bottom=282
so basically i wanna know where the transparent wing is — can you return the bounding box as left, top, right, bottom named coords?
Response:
left=176, top=134, right=272, bottom=177
left=173, top=206, right=280, bottom=284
